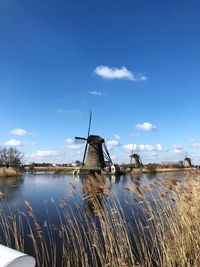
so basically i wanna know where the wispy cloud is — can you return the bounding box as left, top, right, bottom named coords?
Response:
left=94, top=66, right=147, bottom=81
left=10, top=128, right=34, bottom=136
left=5, top=139, right=24, bottom=146
left=135, top=122, right=157, bottom=131
left=114, top=134, right=120, bottom=140
left=173, top=144, right=184, bottom=154
left=65, top=138, right=83, bottom=150
left=191, top=142, right=200, bottom=149
left=89, top=90, right=106, bottom=96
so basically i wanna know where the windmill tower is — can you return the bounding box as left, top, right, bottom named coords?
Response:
left=184, top=152, right=192, bottom=168
left=129, top=145, right=142, bottom=168
left=75, top=112, right=113, bottom=172
left=130, top=153, right=143, bottom=168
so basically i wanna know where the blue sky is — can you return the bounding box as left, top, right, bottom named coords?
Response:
left=0, top=0, right=200, bottom=164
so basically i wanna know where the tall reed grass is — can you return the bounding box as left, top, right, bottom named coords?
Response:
left=0, top=171, right=200, bottom=267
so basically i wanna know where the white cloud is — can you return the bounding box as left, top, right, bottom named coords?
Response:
left=5, top=139, right=24, bottom=146
left=173, top=144, right=184, bottom=154
left=156, top=144, right=165, bottom=151
left=106, top=140, right=120, bottom=150
left=10, top=128, right=33, bottom=136
left=139, top=144, right=154, bottom=151
left=123, top=143, right=165, bottom=153
left=123, top=144, right=137, bottom=152
left=65, top=138, right=74, bottom=145
left=65, top=138, right=83, bottom=150
left=173, top=144, right=183, bottom=149
left=191, top=143, right=200, bottom=149
left=174, top=149, right=183, bottom=154
left=29, top=150, right=59, bottom=158
left=89, top=90, right=106, bottom=96
left=135, top=122, right=157, bottom=131
left=94, top=66, right=147, bottom=81
left=106, top=134, right=121, bottom=150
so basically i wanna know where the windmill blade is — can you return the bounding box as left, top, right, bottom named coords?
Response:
left=131, top=144, right=134, bottom=155
left=103, top=143, right=113, bottom=164
left=75, top=137, right=87, bottom=141
left=82, top=143, right=88, bottom=167
left=130, top=144, right=134, bottom=164
left=87, top=111, right=92, bottom=137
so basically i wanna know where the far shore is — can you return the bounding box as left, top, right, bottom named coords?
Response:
left=0, top=166, right=195, bottom=177
left=141, top=167, right=194, bottom=173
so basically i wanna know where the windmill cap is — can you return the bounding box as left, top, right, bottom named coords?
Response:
left=87, top=135, right=105, bottom=143
left=130, top=153, right=140, bottom=158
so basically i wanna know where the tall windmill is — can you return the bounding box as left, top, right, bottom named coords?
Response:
left=75, top=112, right=113, bottom=171
left=129, top=145, right=143, bottom=167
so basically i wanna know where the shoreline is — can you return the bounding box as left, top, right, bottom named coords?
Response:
left=1, top=166, right=195, bottom=177
left=132, top=167, right=194, bottom=174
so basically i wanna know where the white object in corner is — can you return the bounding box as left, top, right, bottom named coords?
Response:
left=0, top=245, right=36, bottom=267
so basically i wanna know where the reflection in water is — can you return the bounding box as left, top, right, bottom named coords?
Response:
left=0, top=175, right=24, bottom=202
left=107, top=174, right=118, bottom=184
left=145, top=172, right=158, bottom=180
left=0, top=171, right=188, bottom=267
left=81, top=174, right=108, bottom=214
left=131, top=175, right=144, bottom=198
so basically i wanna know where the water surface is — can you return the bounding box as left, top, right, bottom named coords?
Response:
left=0, top=171, right=186, bottom=266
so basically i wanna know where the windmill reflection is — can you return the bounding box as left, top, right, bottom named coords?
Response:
left=81, top=173, right=110, bottom=214
left=131, top=174, right=144, bottom=198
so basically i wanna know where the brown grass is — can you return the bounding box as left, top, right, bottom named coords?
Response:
left=0, top=167, right=22, bottom=177
left=0, top=171, right=200, bottom=266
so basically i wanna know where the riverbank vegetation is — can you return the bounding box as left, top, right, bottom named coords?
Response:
left=0, top=166, right=23, bottom=177
left=0, top=147, right=23, bottom=177
left=0, top=171, right=200, bottom=266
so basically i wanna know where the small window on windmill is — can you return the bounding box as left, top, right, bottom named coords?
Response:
left=92, top=153, right=96, bottom=159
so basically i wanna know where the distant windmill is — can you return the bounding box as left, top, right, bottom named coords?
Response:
left=184, top=152, right=192, bottom=168
left=130, top=145, right=143, bottom=168
left=75, top=112, right=113, bottom=171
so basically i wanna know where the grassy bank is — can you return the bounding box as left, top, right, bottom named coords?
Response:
left=0, top=167, right=23, bottom=177
left=0, top=171, right=200, bottom=266
left=142, top=167, right=194, bottom=173
left=25, top=166, right=78, bottom=174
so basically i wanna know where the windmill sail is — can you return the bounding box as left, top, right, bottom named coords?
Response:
left=74, top=111, right=113, bottom=172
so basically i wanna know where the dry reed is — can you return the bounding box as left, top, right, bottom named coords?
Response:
left=0, top=171, right=199, bottom=266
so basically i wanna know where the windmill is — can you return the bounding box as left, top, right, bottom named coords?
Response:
left=75, top=112, right=113, bottom=171
left=184, top=152, right=192, bottom=168
left=130, top=145, right=143, bottom=168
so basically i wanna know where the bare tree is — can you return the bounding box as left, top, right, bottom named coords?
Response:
left=0, top=147, right=23, bottom=168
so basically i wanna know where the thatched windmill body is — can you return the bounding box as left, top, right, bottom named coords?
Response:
left=75, top=112, right=112, bottom=172
left=130, top=152, right=143, bottom=168
left=184, top=153, right=192, bottom=168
